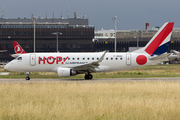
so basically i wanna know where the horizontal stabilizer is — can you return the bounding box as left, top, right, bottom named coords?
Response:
left=10, top=54, right=20, bottom=58
left=149, top=53, right=172, bottom=60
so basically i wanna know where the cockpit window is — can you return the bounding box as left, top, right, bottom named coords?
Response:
left=17, top=57, right=22, bottom=60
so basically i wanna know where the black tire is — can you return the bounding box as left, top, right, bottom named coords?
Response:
left=84, top=75, right=89, bottom=80
left=84, top=74, right=93, bottom=80
left=26, top=76, right=30, bottom=80
left=89, top=74, right=93, bottom=79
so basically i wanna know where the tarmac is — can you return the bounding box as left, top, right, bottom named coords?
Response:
left=0, top=77, right=180, bottom=84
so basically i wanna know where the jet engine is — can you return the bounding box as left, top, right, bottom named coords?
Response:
left=57, top=68, right=77, bottom=77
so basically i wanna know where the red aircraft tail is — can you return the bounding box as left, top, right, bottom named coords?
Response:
left=13, top=41, right=26, bottom=54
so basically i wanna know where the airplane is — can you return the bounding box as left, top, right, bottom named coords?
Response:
left=4, top=22, right=174, bottom=80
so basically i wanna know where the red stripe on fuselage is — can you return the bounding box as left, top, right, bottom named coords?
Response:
left=145, top=22, right=174, bottom=55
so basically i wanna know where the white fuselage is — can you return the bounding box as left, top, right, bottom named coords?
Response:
left=5, top=52, right=159, bottom=73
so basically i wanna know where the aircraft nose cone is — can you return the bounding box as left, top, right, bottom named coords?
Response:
left=4, top=63, right=10, bottom=70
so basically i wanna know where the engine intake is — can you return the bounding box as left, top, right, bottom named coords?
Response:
left=57, top=68, right=77, bottom=77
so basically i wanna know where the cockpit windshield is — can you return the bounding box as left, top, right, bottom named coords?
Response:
left=16, top=57, right=22, bottom=60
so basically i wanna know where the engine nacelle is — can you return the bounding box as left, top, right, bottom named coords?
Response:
left=57, top=68, right=77, bottom=77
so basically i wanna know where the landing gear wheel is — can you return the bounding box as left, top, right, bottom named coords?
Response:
left=26, top=76, right=30, bottom=80
left=85, top=75, right=88, bottom=79
left=25, top=72, right=30, bottom=80
left=88, top=74, right=93, bottom=79
left=84, top=74, right=93, bottom=80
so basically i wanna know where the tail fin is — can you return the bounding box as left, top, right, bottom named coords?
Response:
left=13, top=41, right=26, bottom=54
left=133, top=22, right=174, bottom=56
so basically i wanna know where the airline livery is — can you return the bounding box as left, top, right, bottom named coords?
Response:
left=4, top=22, right=174, bottom=80
left=10, top=41, right=26, bottom=58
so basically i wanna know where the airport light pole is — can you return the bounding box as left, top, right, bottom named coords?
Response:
left=134, top=31, right=141, bottom=50
left=136, top=31, right=141, bottom=50
left=137, top=31, right=139, bottom=50
left=32, top=17, right=36, bottom=53
left=52, top=32, right=62, bottom=52
left=112, top=16, right=118, bottom=52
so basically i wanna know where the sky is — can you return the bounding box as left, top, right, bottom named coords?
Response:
left=1, top=0, right=180, bottom=30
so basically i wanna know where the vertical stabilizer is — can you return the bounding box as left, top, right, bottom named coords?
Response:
left=13, top=41, right=26, bottom=54
left=132, top=22, right=174, bottom=56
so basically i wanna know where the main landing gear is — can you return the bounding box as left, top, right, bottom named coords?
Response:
left=84, top=73, right=93, bottom=80
left=24, top=72, right=30, bottom=80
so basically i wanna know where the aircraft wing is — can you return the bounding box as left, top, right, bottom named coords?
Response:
left=73, top=51, right=108, bottom=73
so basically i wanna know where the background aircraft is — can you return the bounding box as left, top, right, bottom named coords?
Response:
left=10, top=41, right=26, bottom=58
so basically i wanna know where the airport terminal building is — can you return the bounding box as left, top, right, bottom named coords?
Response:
left=0, top=14, right=95, bottom=61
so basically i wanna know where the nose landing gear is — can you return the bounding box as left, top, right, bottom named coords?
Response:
left=24, top=72, right=30, bottom=80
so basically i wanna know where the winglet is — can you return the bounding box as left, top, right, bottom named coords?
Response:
left=98, top=50, right=108, bottom=63
left=85, top=50, right=108, bottom=67
left=13, top=41, right=26, bottom=54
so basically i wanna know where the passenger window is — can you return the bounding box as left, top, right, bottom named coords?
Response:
left=77, top=58, right=79, bottom=60
left=68, top=58, right=70, bottom=60
left=17, top=57, right=22, bottom=60
left=120, top=58, right=122, bottom=60
left=83, top=58, right=85, bottom=60
left=73, top=58, right=75, bottom=60
left=92, top=58, right=94, bottom=60
left=111, top=58, right=113, bottom=60
left=97, top=58, right=99, bottom=60
left=87, top=58, right=89, bottom=60
left=106, top=58, right=108, bottom=60
left=116, top=58, right=118, bottom=60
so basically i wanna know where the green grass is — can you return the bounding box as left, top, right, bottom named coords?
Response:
left=1, top=64, right=180, bottom=79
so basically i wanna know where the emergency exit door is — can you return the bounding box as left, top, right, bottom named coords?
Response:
left=126, top=54, right=131, bottom=66
left=30, top=54, right=36, bottom=66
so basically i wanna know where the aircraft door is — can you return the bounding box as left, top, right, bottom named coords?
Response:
left=126, top=54, right=131, bottom=66
left=30, top=54, right=36, bottom=66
